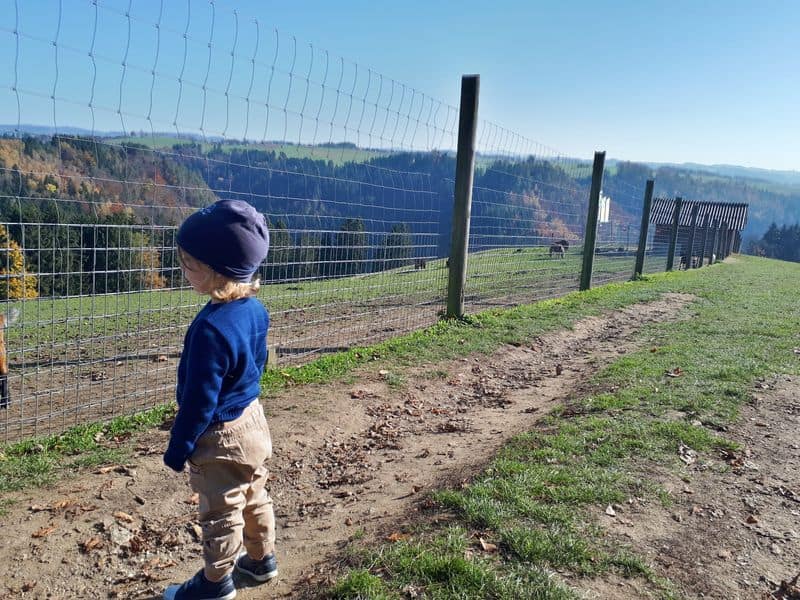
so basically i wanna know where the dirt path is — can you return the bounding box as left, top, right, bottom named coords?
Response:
left=0, top=293, right=726, bottom=599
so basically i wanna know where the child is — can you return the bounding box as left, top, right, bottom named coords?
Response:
left=163, top=199, right=276, bottom=600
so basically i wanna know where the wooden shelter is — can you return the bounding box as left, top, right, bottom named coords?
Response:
left=649, top=198, right=749, bottom=263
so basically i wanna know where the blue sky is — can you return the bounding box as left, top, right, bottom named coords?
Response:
left=2, top=0, right=798, bottom=171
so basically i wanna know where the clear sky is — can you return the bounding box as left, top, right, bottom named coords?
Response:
left=2, top=0, right=798, bottom=171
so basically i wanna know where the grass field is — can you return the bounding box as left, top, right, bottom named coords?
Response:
left=105, top=136, right=389, bottom=166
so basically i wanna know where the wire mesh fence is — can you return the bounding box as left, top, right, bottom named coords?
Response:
left=0, top=1, right=743, bottom=443
left=463, top=127, right=588, bottom=309
left=590, top=178, right=645, bottom=286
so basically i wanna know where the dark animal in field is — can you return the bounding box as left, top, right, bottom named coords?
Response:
left=555, top=239, right=570, bottom=251
left=445, top=258, right=450, bottom=268
left=549, top=243, right=565, bottom=259
left=414, top=258, right=427, bottom=270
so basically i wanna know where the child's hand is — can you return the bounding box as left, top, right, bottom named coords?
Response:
left=163, top=449, right=186, bottom=472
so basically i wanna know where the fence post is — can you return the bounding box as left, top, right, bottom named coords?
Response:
left=579, top=151, right=606, bottom=291
left=632, top=179, right=654, bottom=279
left=666, top=197, right=683, bottom=271
left=733, top=230, right=742, bottom=253
left=709, top=220, right=719, bottom=263
left=446, top=74, right=480, bottom=319
left=720, top=221, right=729, bottom=260
left=698, top=215, right=710, bottom=267
left=685, top=203, right=699, bottom=269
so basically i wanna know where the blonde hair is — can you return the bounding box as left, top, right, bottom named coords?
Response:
left=177, top=247, right=260, bottom=302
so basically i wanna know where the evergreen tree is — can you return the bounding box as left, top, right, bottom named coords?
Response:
left=335, top=219, right=367, bottom=276
left=381, top=223, right=413, bottom=270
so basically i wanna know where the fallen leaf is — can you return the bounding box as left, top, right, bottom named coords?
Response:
left=95, top=465, right=119, bottom=474
left=344, top=517, right=353, bottom=526
left=386, top=531, right=409, bottom=542
left=32, top=525, right=56, bottom=538
left=80, top=536, right=103, bottom=552
left=113, top=511, right=135, bottom=523
left=746, top=515, right=759, bottom=524
left=666, top=367, right=683, bottom=377
left=605, top=505, right=616, bottom=517
left=479, top=537, right=498, bottom=553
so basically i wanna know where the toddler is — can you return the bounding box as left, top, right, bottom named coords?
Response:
left=163, top=199, right=277, bottom=600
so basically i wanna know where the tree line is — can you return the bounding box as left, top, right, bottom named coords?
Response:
left=749, top=223, right=800, bottom=262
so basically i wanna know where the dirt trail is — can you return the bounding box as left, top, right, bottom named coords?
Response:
left=2, top=294, right=699, bottom=599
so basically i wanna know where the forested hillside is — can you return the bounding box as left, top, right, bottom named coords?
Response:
left=0, top=134, right=797, bottom=298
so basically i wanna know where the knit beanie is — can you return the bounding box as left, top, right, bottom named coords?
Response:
left=177, top=199, right=270, bottom=282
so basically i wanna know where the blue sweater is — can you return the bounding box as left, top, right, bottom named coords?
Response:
left=163, top=297, right=269, bottom=472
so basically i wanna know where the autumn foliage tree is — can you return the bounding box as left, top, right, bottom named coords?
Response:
left=0, top=224, right=38, bottom=300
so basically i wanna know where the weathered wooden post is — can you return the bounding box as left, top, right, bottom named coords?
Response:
left=579, top=151, right=606, bottom=291
left=733, top=230, right=742, bottom=254
left=685, top=203, right=699, bottom=269
left=666, top=197, right=683, bottom=271
left=446, top=74, right=479, bottom=319
left=632, top=179, right=654, bottom=279
left=698, top=215, right=710, bottom=267
left=709, top=219, right=720, bottom=263
left=720, top=221, right=730, bottom=260
left=0, top=313, right=7, bottom=408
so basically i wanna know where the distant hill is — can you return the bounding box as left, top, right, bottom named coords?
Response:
left=2, top=130, right=799, bottom=248
left=661, top=162, right=800, bottom=188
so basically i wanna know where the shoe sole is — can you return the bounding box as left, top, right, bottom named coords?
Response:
left=235, top=563, right=278, bottom=583
left=163, top=585, right=236, bottom=600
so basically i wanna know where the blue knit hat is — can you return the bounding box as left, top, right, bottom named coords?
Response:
left=177, top=200, right=270, bottom=282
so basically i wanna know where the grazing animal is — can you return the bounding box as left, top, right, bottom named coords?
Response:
left=555, top=239, right=570, bottom=251
left=414, top=258, right=427, bottom=270
left=549, top=243, right=565, bottom=259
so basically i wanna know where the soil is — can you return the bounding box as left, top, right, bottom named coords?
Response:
left=1, top=292, right=798, bottom=600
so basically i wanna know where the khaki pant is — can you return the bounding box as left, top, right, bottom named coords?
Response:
left=188, top=400, right=276, bottom=581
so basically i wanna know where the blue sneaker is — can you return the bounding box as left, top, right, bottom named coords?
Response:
left=235, top=552, right=278, bottom=582
left=163, top=569, right=236, bottom=600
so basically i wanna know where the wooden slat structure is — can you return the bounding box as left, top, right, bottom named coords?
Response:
left=649, top=198, right=749, bottom=263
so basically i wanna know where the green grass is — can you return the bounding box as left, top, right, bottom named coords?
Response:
left=0, top=403, right=174, bottom=493
left=105, top=136, right=389, bottom=166
left=324, top=256, right=800, bottom=599
left=5, top=246, right=600, bottom=353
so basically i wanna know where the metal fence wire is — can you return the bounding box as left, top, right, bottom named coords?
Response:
left=0, top=2, right=743, bottom=443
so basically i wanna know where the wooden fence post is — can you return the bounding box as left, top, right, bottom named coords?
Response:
left=720, top=221, right=729, bottom=260
left=666, top=197, right=683, bottom=271
left=685, top=204, right=699, bottom=269
left=632, top=179, right=654, bottom=279
left=446, top=74, right=480, bottom=319
left=698, top=215, right=710, bottom=267
left=709, top=220, right=720, bottom=263
left=579, top=151, right=606, bottom=291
